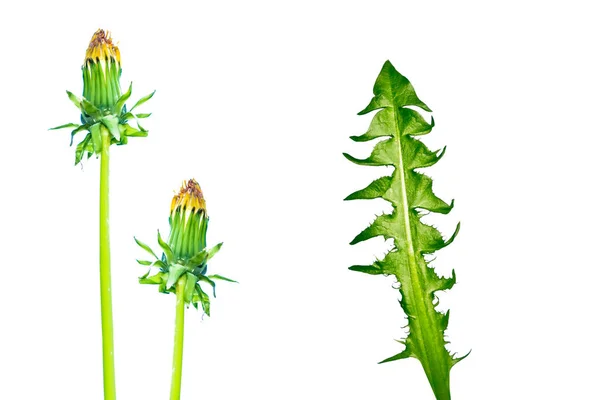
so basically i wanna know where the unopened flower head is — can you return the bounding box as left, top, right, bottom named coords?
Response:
left=82, top=29, right=122, bottom=110
left=168, top=179, right=208, bottom=260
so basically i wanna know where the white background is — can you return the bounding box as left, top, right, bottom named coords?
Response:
left=1, top=1, right=599, bottom=399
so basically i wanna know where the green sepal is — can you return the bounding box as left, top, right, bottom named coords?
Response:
left=184, top=273, right=199, bottom=304
left=49, top=123, right=79, bottom=130
left=188, top=242, right=223, bottom=266
left=198, top=275, right=216, bottom=297
left=74, top=134, right=92, bottom=165
left=100, top=115, right=121, bottom=142
left=66, top=90, right=82, bottom=109
left=157, top=230, right=174, bottom=265
left=166, top=264, right=188, bottom=289
left=121, top=112, right=152, bottom=120
left=130, top=90, right=156, bottom=111
left=113, top=82, right=132, bottom=115
left=70, top=125, right=88, bottom=146
left=207, top=274, right=238, bottom=283
left=136, top=259, right=168, bottom=269
left=139, top=271, right=166, bottom=285
left=134, top=237, right=160, bottom=260
left=89, top=123, right=103, bottom=154
left=81, top=98, right=101, bottom=119
left=195, top=285, right=210, bottom=316
left=120, top=123, right=148, bottom=138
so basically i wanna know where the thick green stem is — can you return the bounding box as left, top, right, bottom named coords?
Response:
left=99, top=127, right=117, bottom=400
left=170, top=276, right=187, bottom=400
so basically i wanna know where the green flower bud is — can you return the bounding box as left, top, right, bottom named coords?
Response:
left=82, top=29, right=122, bottom=111
left=168, top=179, right=208, bottom=261
left=51, top=29, right=155, bottom=165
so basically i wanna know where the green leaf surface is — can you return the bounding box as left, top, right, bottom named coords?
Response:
left=345, top=60, right=465, bottom=400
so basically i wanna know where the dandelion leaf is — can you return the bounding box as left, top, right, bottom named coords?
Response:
left=345, top=60, right=466, bottom=400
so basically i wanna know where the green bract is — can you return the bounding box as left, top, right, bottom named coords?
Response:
left=50, top=29, right=155, bottom=165
left=344, top=61, right=467, bottom=400
left=135, top=179, right=235, bottom=315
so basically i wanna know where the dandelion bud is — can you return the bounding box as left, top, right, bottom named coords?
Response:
left=82, top=29, right=122, bottom=111
left=168, top=179, right=208, bottom=261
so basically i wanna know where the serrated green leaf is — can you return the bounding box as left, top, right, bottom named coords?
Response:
left=346, top=60, right=465, bottom=400
left=345, top=176, right=391, bottom=201
left=378, top=348, right=412, bottom=364
left=343, top=138, right=396, bottom=167
left=134, top=237, right=160, bottom=260
left=348, top=265, right=386, bottom=275
left=350, top=108, right=395, bottom=142
left=130, top=90, right=156, bottom=111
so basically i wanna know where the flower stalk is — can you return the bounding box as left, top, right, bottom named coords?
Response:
left=99, top=126, right=116, bottom=400
left=170, top=275, right=187, bottom=400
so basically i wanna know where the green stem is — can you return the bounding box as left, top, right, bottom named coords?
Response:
left=170, top=275, right=187, bottom=400
left=100, top=127, right=117, bottom=400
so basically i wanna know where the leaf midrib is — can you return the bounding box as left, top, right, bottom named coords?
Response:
left=387, top=78, right=444, bottom=387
